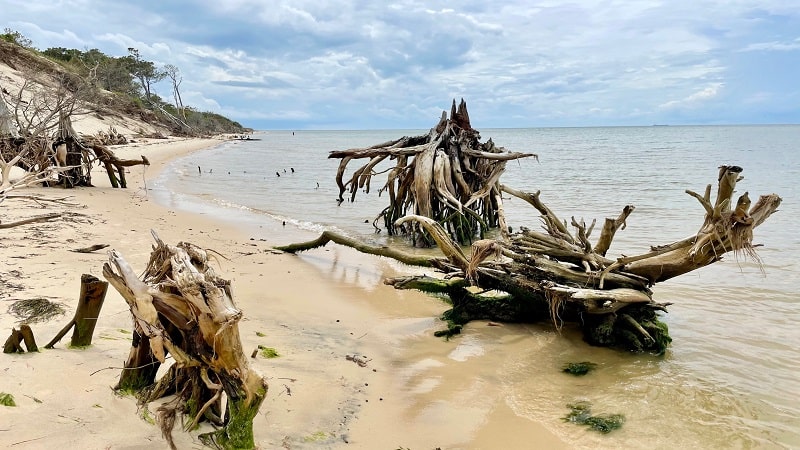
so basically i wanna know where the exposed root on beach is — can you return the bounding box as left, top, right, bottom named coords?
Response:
left=103, top=230, right=267, bottom=450
left=279, top=103, right=783, bottom=355
left=329, top=99, right=537, bottom=246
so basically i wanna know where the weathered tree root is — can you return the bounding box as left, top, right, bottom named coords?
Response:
left=278, top=162, right=780, bottom=354
left=275, top=230, right=441, bottom=267
left=329, top=99, right=537, bottom=246
left=103, top=231, right=267, bottom=449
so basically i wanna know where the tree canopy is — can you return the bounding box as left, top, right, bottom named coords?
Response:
left=1, top=29, right=247, bottom=136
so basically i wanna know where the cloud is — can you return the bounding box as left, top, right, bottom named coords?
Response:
left=659, top=83, right=725, bottom=110
left=740, top=38, right=800, bottom=52
left=212, top=77, right=293, bottom=89
left=3, top=0, right=800, bottom=128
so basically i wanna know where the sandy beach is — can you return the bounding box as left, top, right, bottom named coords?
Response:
left=1, top=135, right=568, bottom=449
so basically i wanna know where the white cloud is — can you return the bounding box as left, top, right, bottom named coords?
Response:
left=740, top=38, right=800, bottom=52
left=659, top=83, right=725, bottom=109
left=3, top=0, right=799, bottom=127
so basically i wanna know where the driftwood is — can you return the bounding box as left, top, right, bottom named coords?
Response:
left=103, top=231, right=267, bottom=449
left=329, top=99, right=536, bottom=246
left=45, top=274, right=108, bottom=348
left=89, top=143, right=149, bottom=188
left=3, top=324, right=38, bottom=353
left=70, top=243, right=109, bottom=253
left=55, top=115, right=149, bottom=188
left=0, top=212, right=61, bottom=229
left=278, top=104, right=782, bottom=354
left=1, top=114, right=148, bottom=191
left=89, top=126, right=128, bottom=146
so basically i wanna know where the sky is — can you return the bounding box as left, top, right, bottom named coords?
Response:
left=3, top=0, right=800, bottom=129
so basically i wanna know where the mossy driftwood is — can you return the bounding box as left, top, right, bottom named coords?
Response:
left=278, top=103, right=782, bottom=354
left=102, top=231, right=267, bottom=449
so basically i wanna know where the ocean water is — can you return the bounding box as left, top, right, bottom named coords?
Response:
left=153, top=125, right=800, bottom=449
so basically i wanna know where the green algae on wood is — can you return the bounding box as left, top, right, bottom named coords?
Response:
left=199, top=383, right=267, bottom=449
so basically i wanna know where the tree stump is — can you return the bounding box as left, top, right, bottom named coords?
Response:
left=2, top=324, right=38, bottom=353
left=3, top=328, right=24, bottom=353
left=45, top=274, right=108, bottom=348
left=19, top=324, right=38, bottom=352
left=103, top=231, right=267, bottom=449
left=329, top=98, right=537, bottom=245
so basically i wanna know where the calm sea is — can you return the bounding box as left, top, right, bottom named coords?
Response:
left=153, top=125, right=799, bottom=449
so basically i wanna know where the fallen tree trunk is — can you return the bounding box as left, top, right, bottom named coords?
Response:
left=279, top=103, right=782, bottom=354
left=89, top=143, right=149, bottom=188
left=102, top=231, right=267, bottom=449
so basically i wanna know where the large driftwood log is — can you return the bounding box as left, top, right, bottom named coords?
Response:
left=329, top=99, right=537, bottom=246
left=102, top=231, right=267, bottom=449
left=282, top=144, right=781, bottom=353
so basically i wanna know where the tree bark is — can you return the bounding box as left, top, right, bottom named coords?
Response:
left=115, top=329, right=160, bottom=392
left=19, top=324, right=38, bottom=352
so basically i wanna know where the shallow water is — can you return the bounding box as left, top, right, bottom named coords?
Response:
left=153, top=125, right=800, bottom=448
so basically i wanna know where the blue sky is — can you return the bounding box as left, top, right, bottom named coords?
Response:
left=4, top=0, right=799, bottom=129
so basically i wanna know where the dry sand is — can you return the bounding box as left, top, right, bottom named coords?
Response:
left=0, top=137, right=567, bottom=449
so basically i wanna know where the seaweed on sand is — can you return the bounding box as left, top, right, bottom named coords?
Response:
left=562, top=361, right=597, bottom=376
left=562, top=401, right=624, bottom=433
left=7, top=297, right=66, bottom=323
